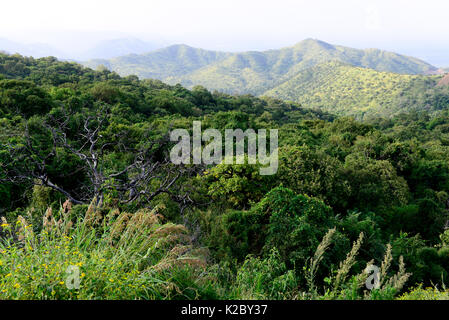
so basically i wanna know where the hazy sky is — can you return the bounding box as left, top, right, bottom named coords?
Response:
left=1, top=0, right=448, bottom=65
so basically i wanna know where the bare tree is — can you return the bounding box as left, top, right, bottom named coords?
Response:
left=1, top=107, right=201, bottom=211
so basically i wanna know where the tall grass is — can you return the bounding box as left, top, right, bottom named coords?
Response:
left=0, top=200, right=217, bottom=299
left=309, top=230, right=412, bottom=300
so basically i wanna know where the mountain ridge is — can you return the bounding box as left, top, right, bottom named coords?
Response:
left=79, top=38, right=162, bottom=60
left=83, top=39, right=438, bottom=97
left=0, top=37, right=166, bottom=61
left=0, top=38, right=66, bottom=59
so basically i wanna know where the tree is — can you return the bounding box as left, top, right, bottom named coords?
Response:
left=0, top=80, right=53, bottom=117
left=278, top=145, right=350, bottom=211
left=1, top=107, right=198, bottom=210
left=343, top=154, right=410, bottom=211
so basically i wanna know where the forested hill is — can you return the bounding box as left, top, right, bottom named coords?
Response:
left=83, top=39, right=438, bottom=96
left=85, top=44, right=232, bottom=81
left=264, top=61, right=449, bottom=119
left=0, top=52, right=332, bottom=122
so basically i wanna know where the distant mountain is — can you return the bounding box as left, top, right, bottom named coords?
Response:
left=84, top=44, right=231, bottom=79
left=0, top=37, right=163, bottom=61
left=79, top=38, right=162, bottom=60
left=0, top=38, right=65, bottom=58
left=83, top=39, right=438, bottom=96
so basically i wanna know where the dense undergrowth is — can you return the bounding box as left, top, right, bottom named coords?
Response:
left=0, top=200, right=413, bottom=300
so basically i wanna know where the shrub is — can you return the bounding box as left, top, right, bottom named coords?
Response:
left=235, top=248, right=298, bottom=300
left=399, top=285, right=449, bottom=300
left=261, top=187, right=339, bottom=269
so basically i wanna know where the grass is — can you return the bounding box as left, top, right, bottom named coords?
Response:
left=0, top=201, right=217, bottom=299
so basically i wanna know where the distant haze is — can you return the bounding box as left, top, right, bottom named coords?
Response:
left=1, top=0, right=448, bottom=66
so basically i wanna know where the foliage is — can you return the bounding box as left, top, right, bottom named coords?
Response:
left=1, top=52, right=449, bottom=300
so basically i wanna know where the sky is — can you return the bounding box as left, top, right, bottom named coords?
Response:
left=0, top=0, right=448, bottom=66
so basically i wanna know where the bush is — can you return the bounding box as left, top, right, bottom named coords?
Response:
left=208, top=187, right=349, bottom=280
left=262, top=187, right=337, bottom=268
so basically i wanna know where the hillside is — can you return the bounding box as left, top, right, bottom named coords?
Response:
left=264, top=61, right=423, bottom=118
left=265, top=61, right=449, bottom=118
left=0, top=51, right=332, bottom=122
left=84, top=39, right=438, bottom=96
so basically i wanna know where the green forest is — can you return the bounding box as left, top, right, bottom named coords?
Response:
left=2, top=52, right=449, bottom=300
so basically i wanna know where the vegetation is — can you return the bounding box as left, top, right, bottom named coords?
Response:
left=83, top=40, right=448, bottom=119
left=1, top=52, right=449, bottom=300
left=398, top=286, right=449, bottom=300
left=0, top=202, right=215, bottom=299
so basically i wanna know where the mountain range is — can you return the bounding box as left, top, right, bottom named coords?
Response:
left=0, top=37, right=162, bottom=60
left=84, top=39, right=440, bottom=94
left=77, top=38, right=162, bottom=60
left=81, top=39, right=449, bottom=118
left=0, top=38, right=66, bottom=59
